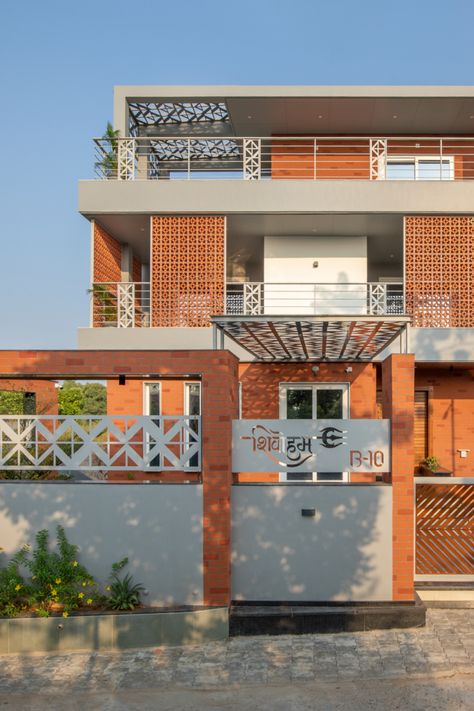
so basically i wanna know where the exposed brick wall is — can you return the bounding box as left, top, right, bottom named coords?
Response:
left=93, top=222, right=122, bottom=284
left=405, top=216, right=474, bottom=327
left=239, top=362, right=376, bottom=418
left=415, top=367, right=474, bottom=476
left=382, top=354, right=415, bottom=602
left=151, top=216, right=225, bottom=327
left=0, top=379, right=58, bottom=415
left=132, top=255, right=141, bottom=283
left=237, top=362, right=376, bottom=483
left=106, top=378, right=192, bottom=483
left=0, top=350, right=238, bottom=607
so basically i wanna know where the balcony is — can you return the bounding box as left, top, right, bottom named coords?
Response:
left=93, top=135, right=474, bottom=182
left=90, top=281, right=404, bottom=328
left=225, top=282, right=404, bottom=317
left=91, top=282, right=150, bottom=328
left=89, top=280, right=408, bottom=361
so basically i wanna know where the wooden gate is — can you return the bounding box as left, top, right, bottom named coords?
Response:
left=415, top=477, right=474, bottom=580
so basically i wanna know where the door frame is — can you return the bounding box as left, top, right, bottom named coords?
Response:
left=278, top=382, right=350, bottom=483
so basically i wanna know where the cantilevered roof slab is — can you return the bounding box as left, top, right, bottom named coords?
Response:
left=212, top=315, right=410, bottom=361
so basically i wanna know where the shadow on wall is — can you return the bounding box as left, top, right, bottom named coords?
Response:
left=0, top=483, right=204, bottom=608
left=232, top=485, right=392, bottom=602
left=410, top=327, right=474, bottom=361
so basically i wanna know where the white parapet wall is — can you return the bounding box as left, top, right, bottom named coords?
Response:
left=232, top=484, right=393, bottom=602
left=0, top=483, right=203, bottom=606
left=77, top=327, right=254, bottom=360
left=409, top=328, right=474, bottom=362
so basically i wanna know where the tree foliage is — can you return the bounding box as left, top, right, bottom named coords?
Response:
left=83, top=382, right=107, bottom=415
left=0, top=391, right=25, bottom=415
left=58, top=381, right=106, bottom=416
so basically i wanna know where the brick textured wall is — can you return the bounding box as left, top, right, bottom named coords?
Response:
left=92, top=222, right=122, bottom=283
left=132, top=255, right=141, bottom=283
left=405, top=216, right=474, bottom=327
left=106, top=378, right=192, bottom=483
left=151, top=216, right=225, bottom=327
left=237, top=362, right=376, bottom=483
left=0, top=379, right=58, bottom=415
left=0, top=350, right=238, bottom=607
left=415, top=367, right=474, bottom=476
left=382, top=354, right=415, bottom=601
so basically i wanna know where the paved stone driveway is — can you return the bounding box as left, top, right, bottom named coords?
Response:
left=0, top=609, right=473, bottom=695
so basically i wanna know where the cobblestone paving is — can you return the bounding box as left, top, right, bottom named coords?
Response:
left=1, top=610, right=473, bottom=694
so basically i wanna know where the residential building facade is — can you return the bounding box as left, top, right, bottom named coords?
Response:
left=1, top=86, right=474, bottom=627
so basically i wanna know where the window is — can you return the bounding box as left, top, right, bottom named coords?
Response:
left=279, top=383, right=349, bottom=483
left=144, top=383, right=161, bottom=467
left=185, top=382, right=201, bottom=469
left=386, top=156, right=453, bottom=181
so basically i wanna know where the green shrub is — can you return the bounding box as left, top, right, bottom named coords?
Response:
left=0, top=546, right=30, bottom=617
left=0, top=528, right=143, bottom=618
left=23, top=526, right=100, bottom=616
left=422, top=456, right=440, bottom=472
left=107, top=558, right=144, bottom=611
left=0, top=526, right=99, bottom=618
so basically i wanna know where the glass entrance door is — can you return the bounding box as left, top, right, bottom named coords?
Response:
left=279, top=383, right=349, bottom=482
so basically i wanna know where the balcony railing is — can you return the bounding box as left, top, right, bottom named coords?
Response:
left=91, top=282, right=150, bottom=328
left=225, top=282, right=405, bottom=317
left=90, top=281, right=405, bottom=327
left=93, top=135, right=474, bottom=181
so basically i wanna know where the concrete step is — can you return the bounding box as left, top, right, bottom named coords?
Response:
left=416, top=584, right=474, bottom=608
left=230, top=600, right=426, bottom=636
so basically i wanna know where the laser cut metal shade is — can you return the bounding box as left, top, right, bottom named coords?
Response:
left=129, top=101, right=232, bottom=135
left=212, top=315, right=409, bottom=361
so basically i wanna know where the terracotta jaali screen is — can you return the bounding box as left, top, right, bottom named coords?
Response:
left=151, top=216, right=225, bottom=327
left=405, top=216, right=474, bottom=327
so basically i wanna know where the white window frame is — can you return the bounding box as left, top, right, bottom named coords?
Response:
left=144, top=381, right=161, bottom=416
left=386, top=155, right=454, bottom=181
left=143, top=382, right=161, bottom=468
left=184, top=382, right=201, bottom=471
left=278, top=382, right=350, bottom=484
left=184, top=381, right=201, bottom=417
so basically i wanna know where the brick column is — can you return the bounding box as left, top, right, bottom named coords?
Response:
left=201, top=353, right=238, bottom=607
left=382, top=354, right=415, bottom=601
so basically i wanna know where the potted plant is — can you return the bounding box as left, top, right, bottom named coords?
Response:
left=88, top=283, right=118, bottom=326
left=418, top=455, right=440, bottom=476
left=95, top=122, right=120, bottom=179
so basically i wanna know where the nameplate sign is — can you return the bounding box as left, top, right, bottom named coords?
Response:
left=232, top=419, right=390, bottom=473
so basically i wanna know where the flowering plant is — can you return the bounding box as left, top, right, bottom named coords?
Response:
left=0, top=526, right=99, bottom=617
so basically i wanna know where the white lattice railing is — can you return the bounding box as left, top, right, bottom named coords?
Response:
left=0, top=416, right=201, bottom=471
left=91, top=282, right=151, bottom=328
left=225, top=282, right=405, bottom=316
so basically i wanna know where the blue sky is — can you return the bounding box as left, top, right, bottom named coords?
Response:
left=1, top=0, right=474, bottom=348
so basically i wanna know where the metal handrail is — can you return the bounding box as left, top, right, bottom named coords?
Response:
left=225, top=281, right=405, bottom=316
left=90, top=282, right=151, bottom=328
left=92, top=135, right=474, bottom=181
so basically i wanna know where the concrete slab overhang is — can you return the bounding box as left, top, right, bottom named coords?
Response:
left=113, top=85, right=474, bottom=136
left=78, top=178, right=474, bottom=218
left=211, top=315, right=410, bottom=362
